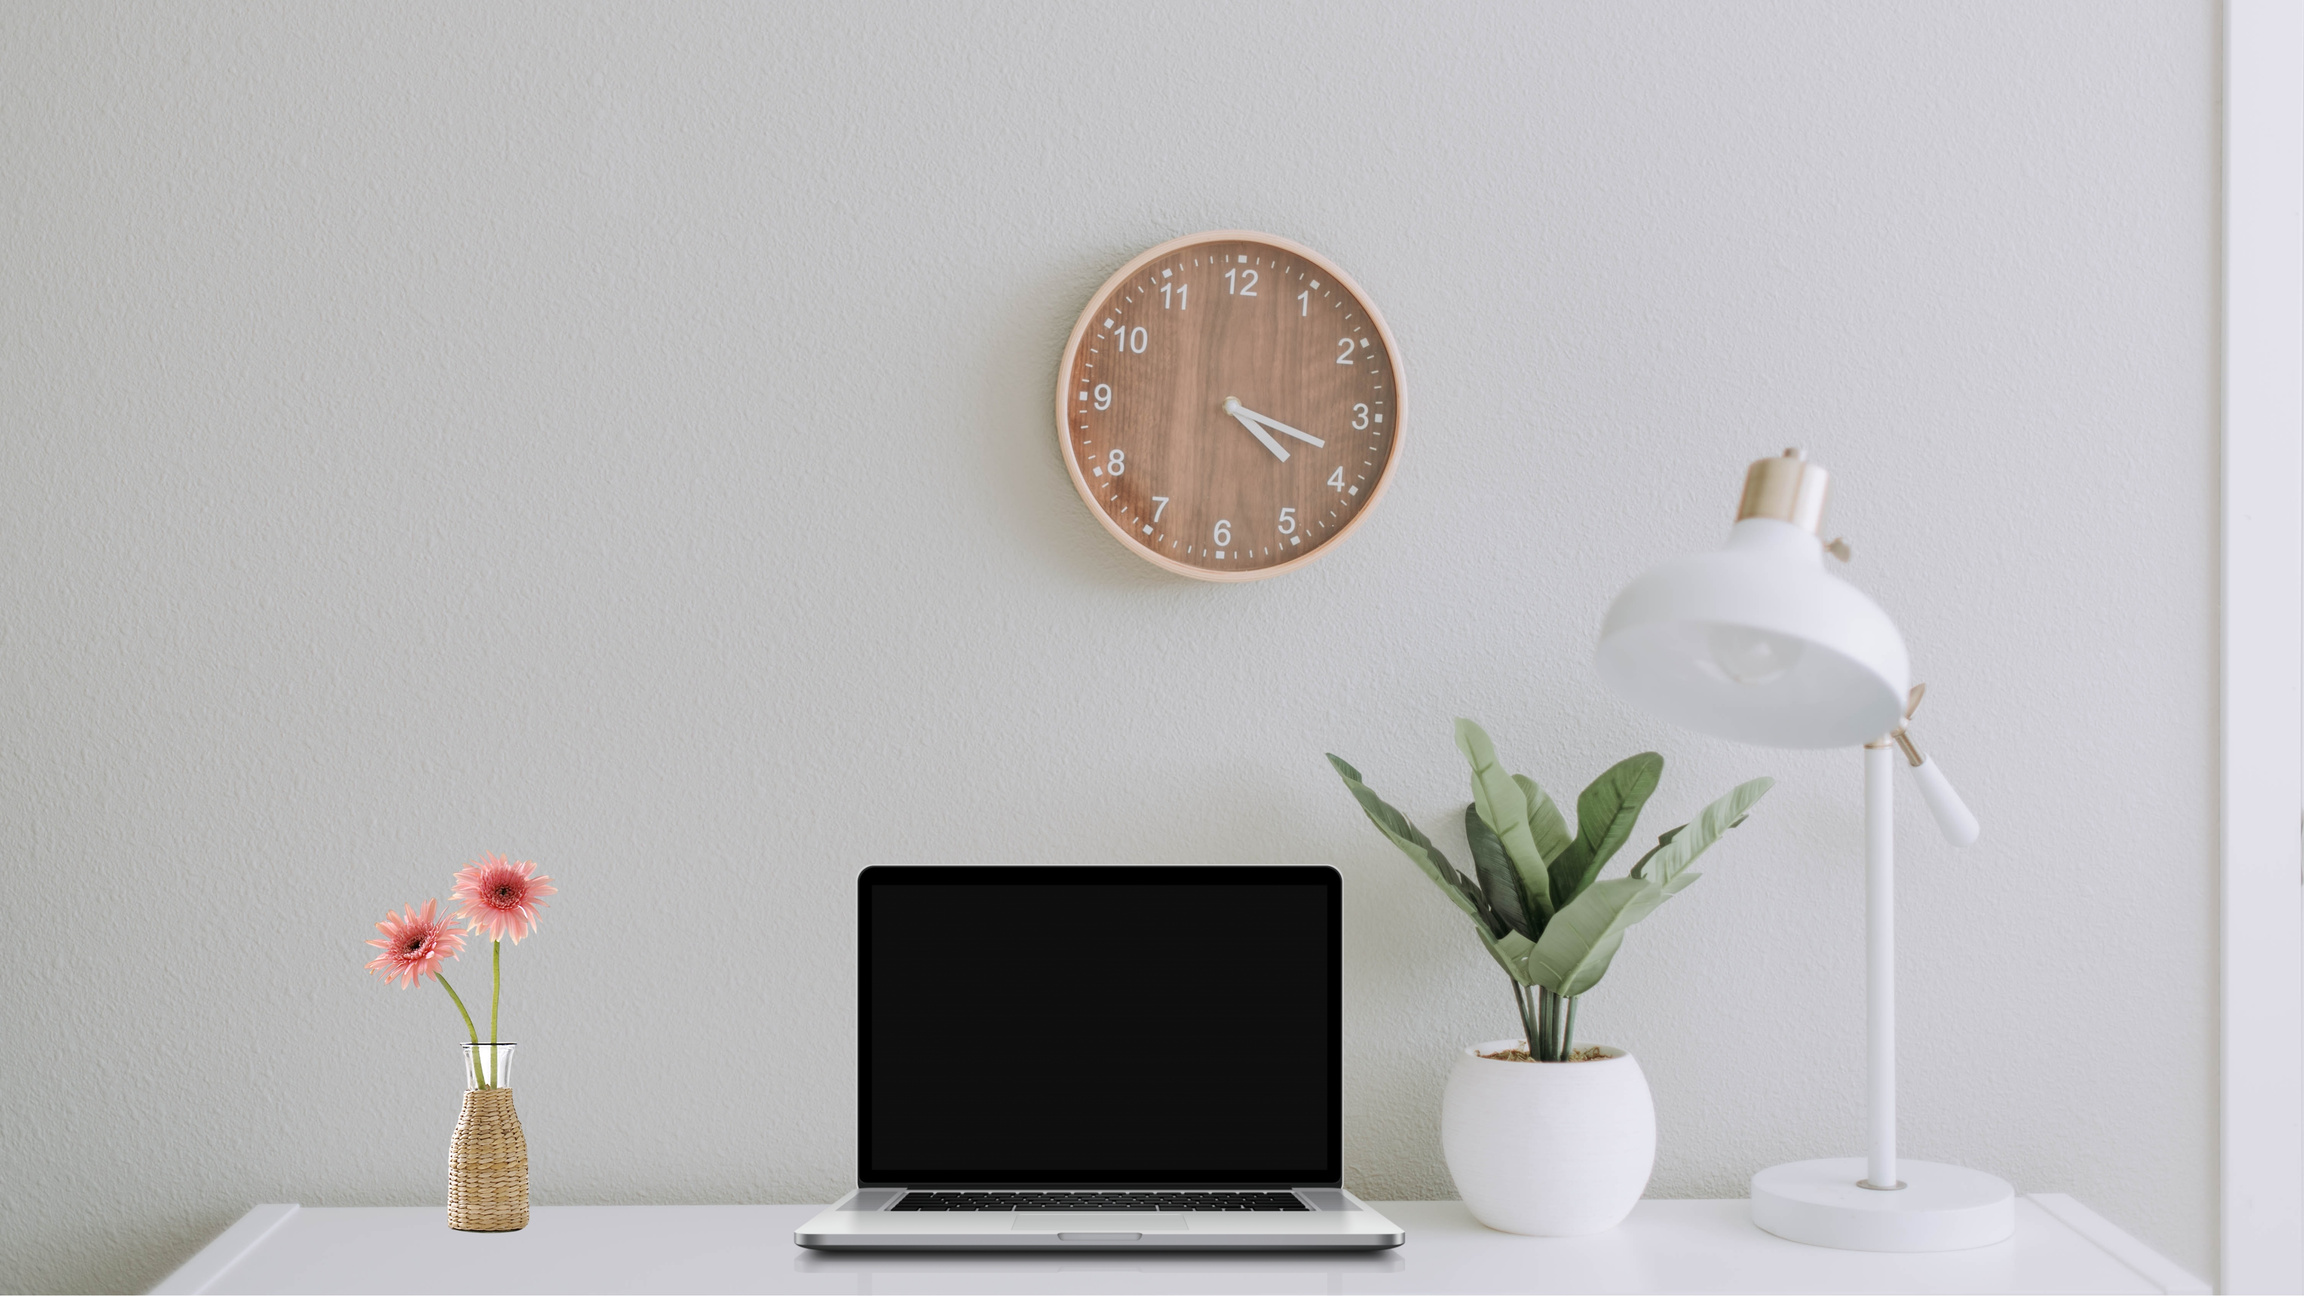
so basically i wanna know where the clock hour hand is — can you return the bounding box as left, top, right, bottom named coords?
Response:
left=1222, top=397, right=1290, bottom=462
left=1237, top=406, right=1326, bottom=450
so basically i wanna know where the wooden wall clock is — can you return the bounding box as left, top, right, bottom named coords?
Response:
left=1056, top=230, right=1404, bottom=581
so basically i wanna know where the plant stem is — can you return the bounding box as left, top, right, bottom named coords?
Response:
left=1512, top=982, right=1538, bottom=1054
left=436, top=974, right=485, bottom=1089
left=489, top=940, right=502, bottom=1087
left=1561, top=996, right=1579, bottom=1060
left=1536, top=989, right=1555, bottom=1061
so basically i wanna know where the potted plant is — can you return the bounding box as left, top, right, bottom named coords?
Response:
left=1329, top=719, right=1770, bottom=1236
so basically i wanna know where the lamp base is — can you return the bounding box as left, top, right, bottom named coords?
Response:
left=1751, top=1157, right=2014, bottom=1252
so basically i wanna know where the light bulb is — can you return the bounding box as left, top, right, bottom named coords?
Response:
left=1701, top=624, right=1805, bottom=686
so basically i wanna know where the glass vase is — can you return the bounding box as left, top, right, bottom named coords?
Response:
left=463, top=1041, right=515, bottom=1091
left=448, top=1042, right=528, bottom=1231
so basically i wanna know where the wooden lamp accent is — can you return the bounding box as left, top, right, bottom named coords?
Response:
left=1055, top=231, right=1405, bottom=581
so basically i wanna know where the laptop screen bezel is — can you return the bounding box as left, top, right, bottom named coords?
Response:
left=856, top=863, right=1345, bottom=1189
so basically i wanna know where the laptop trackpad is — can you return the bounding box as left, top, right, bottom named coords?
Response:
left=1010, top=1213, right=1187, bottom=1232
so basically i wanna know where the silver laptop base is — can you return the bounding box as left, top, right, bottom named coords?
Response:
left=795, top=1187, right=1405, bottom=1250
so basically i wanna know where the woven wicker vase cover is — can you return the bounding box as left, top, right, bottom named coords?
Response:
left=448, top=1088, right=529, bottom=1231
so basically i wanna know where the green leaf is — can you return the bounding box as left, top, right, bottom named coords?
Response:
left=1504, top=776, right=1564, bottom=921
left=1627, top=824, right=1682, bottom=878
left=1454, top=720, right=1548, bottom=884
left=1548, top=752, right=1664, bottom=908
left=1465, top=805, right=1539, bottom=938
left=1630, top=777, right=1775, bottom=886
left=1510, top=774, right=1574, bottom=866
left=1476, top=922, right=1542, bottom=987
left=1329, top=754, right=1505, bottom=937
left=1525, top=876, right=1671, bottom=997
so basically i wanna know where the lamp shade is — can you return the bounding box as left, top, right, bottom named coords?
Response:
left=1596, top=516, right=1909, bottom=750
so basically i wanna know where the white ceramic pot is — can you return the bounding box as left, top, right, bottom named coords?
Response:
left=1440, top=1038, right=1657, bottom=1236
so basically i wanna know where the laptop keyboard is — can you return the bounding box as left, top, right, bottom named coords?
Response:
left=891, top=1190, right=1309, bottom=1212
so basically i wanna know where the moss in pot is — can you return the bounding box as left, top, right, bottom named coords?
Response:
left=1329, top=719, right=1771, bottom=1235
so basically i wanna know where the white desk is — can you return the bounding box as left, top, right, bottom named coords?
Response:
left=155, top=1197, right=2208, bottom=1295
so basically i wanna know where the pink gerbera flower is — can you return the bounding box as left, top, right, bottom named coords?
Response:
left=364, top=899, right=466, bottom=988
left=453, top=854, right=556, bottom=943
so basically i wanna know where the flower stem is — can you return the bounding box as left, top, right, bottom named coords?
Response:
left=436, top=974, right=485, bottom=1088
left=489, top=940, right=502, bottom=1087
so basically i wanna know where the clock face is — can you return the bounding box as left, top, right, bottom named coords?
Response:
left=1056, top=231, right=1403, bottom=580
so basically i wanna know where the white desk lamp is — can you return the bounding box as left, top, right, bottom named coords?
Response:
left=1595, top=449, right=2014, bottom=1252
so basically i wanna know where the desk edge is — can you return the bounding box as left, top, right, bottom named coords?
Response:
left=2026, top=1194, right=2209, bottom=1295
left=146, top=1195, right=2213, bottom=1296
left=150, top=1204, right=300, bottom=1296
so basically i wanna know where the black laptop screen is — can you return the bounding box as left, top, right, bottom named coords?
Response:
left=858, top=865, right=1342, bottom=1187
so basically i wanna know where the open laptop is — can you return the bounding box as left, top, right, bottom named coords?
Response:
left=794, top=864, right=1405, bottom=1250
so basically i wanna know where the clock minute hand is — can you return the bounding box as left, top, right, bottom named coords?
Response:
left=1222, top=397, right=1290, bottom=462
left=1239, top=407, right=1326, bottom=449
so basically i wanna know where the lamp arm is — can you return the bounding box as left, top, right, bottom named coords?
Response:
left=1891, top=727, right=1980, bottom=846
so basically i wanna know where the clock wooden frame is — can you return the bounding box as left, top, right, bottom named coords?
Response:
left=1055, top=230, right=1406, bottom=582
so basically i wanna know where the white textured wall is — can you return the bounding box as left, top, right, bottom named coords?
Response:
left=0, top=3, right=2218, bottom=1290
